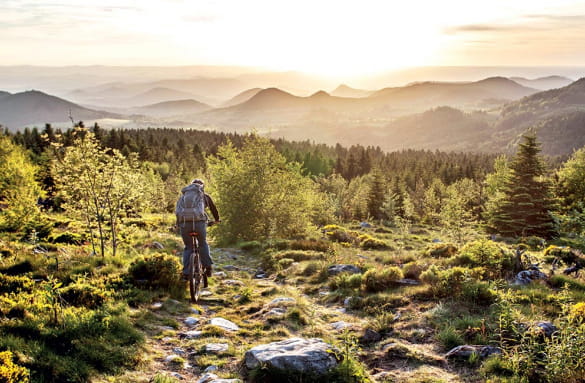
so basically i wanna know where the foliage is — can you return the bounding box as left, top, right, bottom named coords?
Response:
left=426, top=242, right=458, bottom=258
left=420, top=266, right=483, bottom=298
left=362, top=267, right=403, bottom=292
left=556, top=146, right=585, bottom=216
left=357, top=234, right=392, bottom=250
left=453, top=239, right=512, bottom=279
left=0, top=274, right=34, bottom=294
left=0, top=135, right=42, bottom=232
left=128, top=253, right=181, bottom=291
left=0, top=351, right=29, bottom=383
left=323, top=225, right=358, bottom=244
left=208, top=134, right=333, bottom=244
left=486, top=133, right=557, bottom=239
left=52, top=130, right=158, bottom=256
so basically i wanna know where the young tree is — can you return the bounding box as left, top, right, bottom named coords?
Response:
left=555, top=146, right=585, bottom=235
left=53, top=130, right=151, bottom=256
left=366, top=168, right=386, bottom=220
left=207, top=134, right=333, bottom=243
left=486, top=134, right=557, bottom=238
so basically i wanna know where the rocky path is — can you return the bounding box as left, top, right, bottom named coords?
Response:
left=117, top=248, right=474, bottom=382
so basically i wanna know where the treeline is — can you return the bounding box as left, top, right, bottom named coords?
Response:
left=8, top=123, right=496, bottom=187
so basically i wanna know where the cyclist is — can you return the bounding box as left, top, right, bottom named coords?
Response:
left=175, top=179, right=220, bottom=283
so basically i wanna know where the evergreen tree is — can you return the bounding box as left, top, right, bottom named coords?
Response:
left=367, top=168, right=386, bottom=220
left=487, top=134, right=557, bottom=238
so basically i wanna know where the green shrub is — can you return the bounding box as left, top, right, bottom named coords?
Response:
left=60, top=282, right=108, bottom=309
left=426, top=243, right=458, bottom=258
left=421, top=266, right=481, bottom=298
left=48, top=231, right=84, bottom=245
left=329, top=273, right=363, bottom=291
left=403, top=261, right=427, bottom=280
left=549, top=274, right=585, bottom=291
left=362, top=267, right=404, bottom=292
left=323, top=224, right=358, bottom=244
left=272, top=250, right=324, bottom=262
left=461, top=281, right=497, bottom=306
left=0, top=274, right=34, bottom=294
left=0, top=351, right=29, bottom=383
left=290, top=239, right=331, bottom=252
left=128, top=253, right=181, bottom=290
left=453, top=240, right=511, bottom=279
left=436, top=326, right=464, bottom=351
left=358, top=234, right=392, bottom=250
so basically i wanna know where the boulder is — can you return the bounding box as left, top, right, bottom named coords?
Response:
left=179, top=330, right=203, bottom=339
left=528, top=321, right=558, bottom=338
left=328, top=264, right=361, bottom=276
left=330, top=321, right=352, bottom=331
left=514, top=269, right=547, bottom=285
left=184, top=316, right=200, bottom=326
left=445, top=345, right=502, bottom=359
left=244, top=338, right=339, bottom=375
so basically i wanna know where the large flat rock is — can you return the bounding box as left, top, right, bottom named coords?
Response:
left=244, top=338, right=339, bottom=375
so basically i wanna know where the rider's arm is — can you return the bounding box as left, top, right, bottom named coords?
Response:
left=204, top=194, right=220, bottom=222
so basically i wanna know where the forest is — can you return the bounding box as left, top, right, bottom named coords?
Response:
left=1, top=122, right=585, bottom=382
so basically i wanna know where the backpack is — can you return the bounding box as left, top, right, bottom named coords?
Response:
left=176, top=183, right=207, bottom=222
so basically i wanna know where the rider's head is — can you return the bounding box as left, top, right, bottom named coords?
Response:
left=191, top=179, right=204, bottom=186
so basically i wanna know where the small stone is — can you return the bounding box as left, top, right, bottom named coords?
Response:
left=201, top=290, right=213, bottom=297
left=269, top=297, right=296, bottom=306
left=210, top=317, right=240, bottom=331
left=213, top=271, right=227, bottom=278
left=152, top=241, right=165, bottom=249
left=170, top=372, right=184, bottom=380
left=223, top=279, right=244, bottom=286
left=151, top=302, right=163, bottom=309
left=328, top=264, right=362, bottom=275
left=330, top=321, right=352, bottom=331
left=396, top=278, right=420, bottom=286
left=159, top=325, right=175, bottom=331
left=223, top=265, right=239, bottom=271
left=254, top=272, right=267, bottom=279
left=445, top=345, right=502, bottom=359
left=211, top=380, right=242, bottom=383
left=180, top=330, right=203, bottom=339
left=336, top=308, right=347, bottom=314
left=197, top=373, right=218, bottom=383
left=265, top=308, right=287, bottom=317
left=184, top=317, right=200, bottom=326
left=204, top=365, right=219, bottom=373
left=319, top=291, right=329, bottom=296
left=162, top=337, right=174, bottom=343
left=165, top=354, right=182, bottom=363
left=190, top=307, right=201, bottom=314
left=173, top=347, right=186, bottom=355
left=205, top=343, right=229, bottom=354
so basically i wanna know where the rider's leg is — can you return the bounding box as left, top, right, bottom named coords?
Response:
left=193, top=220, right=212, bottom=276
left=180, top=221, right=195, bottom=276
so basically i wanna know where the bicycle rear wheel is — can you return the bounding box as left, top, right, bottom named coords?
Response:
left=189, top=250, right=205, bottom=303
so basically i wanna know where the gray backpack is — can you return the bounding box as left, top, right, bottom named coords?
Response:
left=176, top=183, right=207, bottom=222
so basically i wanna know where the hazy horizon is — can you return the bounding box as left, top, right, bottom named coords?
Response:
left=2, top=0, right=585, bottom=79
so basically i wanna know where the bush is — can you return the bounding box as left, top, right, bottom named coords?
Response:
left=437, top=326, right=464, bottom=351
left=329, top=273, right=362, bottom=291
left=358, top=234, right=392, bottom=250
left=549, top=274, right=585, bottom=291
left=426, top=243, right=458, bottom=258
left=453, top=240, right=511, bottom=279
left=403, top=261, right=427, bottom=280
left=290, top=239, right=331, bottom=252
left=61, top=282, right=108, bottom=309
left=323, top=225, right=358, bottom=244
left=277, top=258, right=294, bottom=269
left=48, top=231, right=84, bottom=245
left=0, top=351, right=29, bottom=383
left=0, top=274, right=34, bottom=294
left=128, top=253, right=181, bottom=290
left=421, top=266, right=481, bottom=298
left=362, top=267, right=404, bottom=292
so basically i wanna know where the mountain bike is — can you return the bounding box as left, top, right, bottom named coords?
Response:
left=187, top=221, right=218, bottom=303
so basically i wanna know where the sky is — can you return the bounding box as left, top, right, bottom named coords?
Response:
left=2, top=0, right=585, bottom=77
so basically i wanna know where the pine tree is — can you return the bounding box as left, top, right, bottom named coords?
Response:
left=487, top=134, right=557, bottom=238
left=367, top=168, right=386, bottom=220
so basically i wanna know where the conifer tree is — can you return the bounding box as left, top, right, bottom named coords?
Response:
left=487, top=134, right=557, bottom=238
left=367, top=168, right=386, bottom=220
